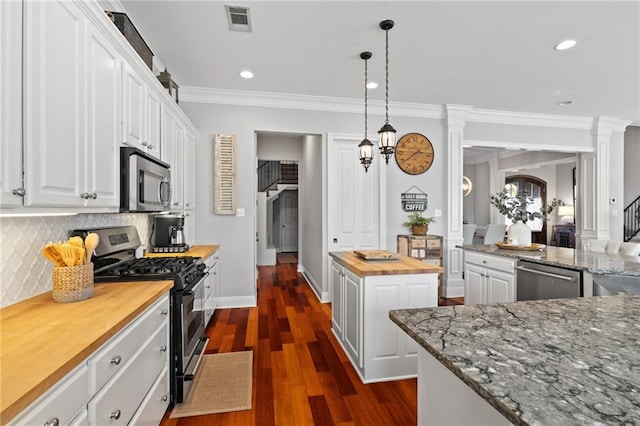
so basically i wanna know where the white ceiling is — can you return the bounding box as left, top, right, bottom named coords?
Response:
left=119, top=0, right=640, bottom=123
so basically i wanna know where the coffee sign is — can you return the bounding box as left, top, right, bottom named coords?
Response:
left=401, top=187, right=428, bottom=212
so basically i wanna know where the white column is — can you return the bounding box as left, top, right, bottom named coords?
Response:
left=444, top=105, right=472, bottom=298
left=488, top=153, right=504, bottom=225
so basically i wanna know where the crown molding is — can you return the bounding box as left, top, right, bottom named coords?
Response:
left=467, top=108, right=594, bottom=130
left=180, top=87, right=443, bottom=119
left=181, top=86, right=633, bottom=132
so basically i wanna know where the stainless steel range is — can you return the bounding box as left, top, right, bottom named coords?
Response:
left=72, top=225, right=209, bottom=405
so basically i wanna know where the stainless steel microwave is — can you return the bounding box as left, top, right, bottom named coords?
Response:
left=120, top=147, right=171, bottom=212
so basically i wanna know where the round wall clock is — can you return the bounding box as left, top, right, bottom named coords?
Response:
left=394, top=133, right=434, bottom=175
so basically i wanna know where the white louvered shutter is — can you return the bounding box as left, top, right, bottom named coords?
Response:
left=214, top=134, right=237, bottom=214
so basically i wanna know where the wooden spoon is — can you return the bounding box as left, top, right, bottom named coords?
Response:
left=84, top=233, right=99, bottom=264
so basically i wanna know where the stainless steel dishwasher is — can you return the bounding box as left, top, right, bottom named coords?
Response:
left=516, top=260, right=582, bottom=301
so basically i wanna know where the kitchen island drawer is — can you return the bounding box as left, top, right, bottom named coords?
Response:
left=87, top=295, right=169, bottom=393
left=88, top=321, right=168, bottom=425
left=7, top=364, right=88, bottom=426
left=465, top=251, right=516, bottom=273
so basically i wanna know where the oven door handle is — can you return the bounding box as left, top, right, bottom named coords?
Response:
left=184, top=337, right=210, bottom=381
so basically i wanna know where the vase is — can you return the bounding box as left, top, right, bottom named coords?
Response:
left=507, top=221, right=531, bottom=246
left=412, top=225, right=428, bottom=236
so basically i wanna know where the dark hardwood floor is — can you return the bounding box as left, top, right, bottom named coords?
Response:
left=161, top=258, right=462, bottom=425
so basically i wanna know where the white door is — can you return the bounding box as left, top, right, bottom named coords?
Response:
left=330, top=262, right=344, bottom=336
left=171, top=120, right=185, bottom=211
left=0, top=0, right=22, bottom=208
left=280, top=190, right=298, bottom=252
left=327, top=134, right=383, bottom=251
left=183, top=131, right=196, bottom=210
left=23, top=0, right=85, bottom=207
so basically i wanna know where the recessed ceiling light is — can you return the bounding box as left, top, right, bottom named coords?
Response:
left=366, top=81, right=378, bottom=89
left=557, top=100, right=573, bottom=106
left=240, top=70, right=254, bottom=79
left=554, top=39, right=577, bottom=51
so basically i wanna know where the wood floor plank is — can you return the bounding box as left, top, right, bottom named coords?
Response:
left=161, top=255, right=417, bottom=426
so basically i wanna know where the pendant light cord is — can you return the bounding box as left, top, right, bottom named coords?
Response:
left=364, top=58, right=368, bottom=140
left=384, top=28, right=390, bottom=125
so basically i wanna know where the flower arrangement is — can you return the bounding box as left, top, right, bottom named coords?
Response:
left=489, top=190, right=564, bottom=224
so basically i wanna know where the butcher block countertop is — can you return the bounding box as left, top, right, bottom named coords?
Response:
left=330, top=251, right=443, bottom=277
left=0, top=280, right=173, bottom=423
left=145, top=244, right=219, bottom=260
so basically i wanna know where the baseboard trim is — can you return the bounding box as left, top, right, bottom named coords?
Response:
left=298, top=265, right=330, bottom=303
left=217, top=295, right=257, bottom=309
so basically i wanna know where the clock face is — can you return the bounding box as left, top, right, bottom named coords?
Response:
left=394, top=133, right=434, bottom=175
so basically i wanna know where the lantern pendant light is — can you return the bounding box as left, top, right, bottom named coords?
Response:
left=378, top=19, right=396, bottom=164
left=358, top=51, right=374, bottom=172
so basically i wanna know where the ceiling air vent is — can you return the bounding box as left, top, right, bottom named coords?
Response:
left=225, top=5, right=252, bottom=32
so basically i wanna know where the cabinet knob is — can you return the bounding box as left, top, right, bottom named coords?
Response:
left=160, top=309, right=168, bottom=316
left=173, top=202, right=179, bottom=206
left=482, top=260, right=488, bottom=264
left=161, top=395, right=168, bottom=402
left=148, top=144, right=154, bottom=149
left=110, top=355, right=122, bottom=365
left=80, top=193, right=89, bottom=199
left=91, top=192, right=97, bottom=199
left=160, top=345, right=167, bottom=352
left=12, top=188, right=25, bottom=196
left=110, top=410, right=121, bottom=420
left=186, top=203, right=190, bottom=207
left=142, top=141, right=148, bottom=147
left=44, top=418, right=59, bottom=426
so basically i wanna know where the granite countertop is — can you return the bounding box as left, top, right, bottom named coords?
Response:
left=462, top=244, right=640, bottom=277
left=390, top=295, right=640, bottom=425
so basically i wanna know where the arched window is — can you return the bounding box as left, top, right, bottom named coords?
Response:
left=504, top=175, right=548, bottom=244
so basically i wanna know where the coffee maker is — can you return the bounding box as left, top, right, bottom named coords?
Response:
left=151, top=214, right=189, bottom=253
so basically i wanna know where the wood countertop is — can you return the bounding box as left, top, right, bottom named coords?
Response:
left=330, top=251, right=443, bottom=277
left=0, top=281, right=173, bottom=423
left=145, top=244, right=219, bottom=260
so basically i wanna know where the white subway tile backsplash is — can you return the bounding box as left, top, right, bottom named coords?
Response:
left=0, top=213, right=151, bottom=307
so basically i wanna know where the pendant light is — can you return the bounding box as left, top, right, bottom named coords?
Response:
left=378, top=19, right=396, bottom=164
left=358, top=51, right=374, bottom=172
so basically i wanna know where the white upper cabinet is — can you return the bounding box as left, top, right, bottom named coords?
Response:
left=171, top=120, right=185, bottom=211
left=122, top=64, right=161, bottom=160
left=1, top=0, right=197, bottom=213
left=85, top=22, right=122, bottom=208
left=21, top=0, right=123, bottom=210
left=183, top=131, right=196, bottom=210
left=23, top=0, right=86, bottom=207
left=0, top=1, right=23, bottom=208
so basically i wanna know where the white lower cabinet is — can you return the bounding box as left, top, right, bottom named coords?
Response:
left=331, top=262, right=362, bottom=368
left=330, top=257, right=438, bottom=382
left=7, top=364, right=89, bottom=426
left=203, top=253, right=220, bottom=326
left=464, top=251, right=516, bottom=305
left=8, top=294, right=170, bottom=426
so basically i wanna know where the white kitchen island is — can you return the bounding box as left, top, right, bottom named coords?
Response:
left=329, top=251, right=442, bottom=383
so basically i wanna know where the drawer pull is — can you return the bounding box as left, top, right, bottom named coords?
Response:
left=482, top=260, right=488, bottom=264
left=160, top=345, right=167, bottom=352
left=160, top=309, right=168, bottom=316
left=44, top=418, right=60, bottom=426
left=110, top=410, right=121, bottom=420
left=161, top=395, right=168, bottom=402
left=110, top=355, right=122, bottom=365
